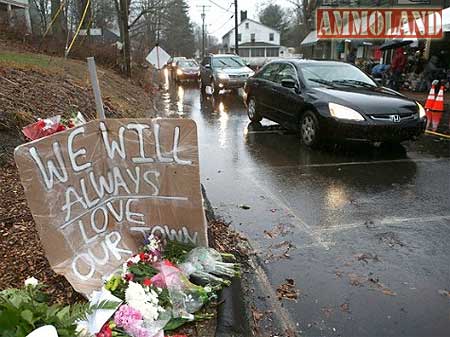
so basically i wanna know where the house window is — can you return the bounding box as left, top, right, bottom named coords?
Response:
left=245, top=22, right=249, bottom=29
left=251, top=48, right=264, bottom=57
left=266, top=48, right=279, bottom=57
left=238, top=34, right=241, bottom=42
left=240, top=49, right=250, bottom=57
left=269, top=33, right=274, bottom=41
left=250, top=33, right=255, bottom=42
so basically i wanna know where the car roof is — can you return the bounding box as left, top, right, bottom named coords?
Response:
left=208, top=54, right=239, bottom=58
left=268, top=58, right=349, bottom=67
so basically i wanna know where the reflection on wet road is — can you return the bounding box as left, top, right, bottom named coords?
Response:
left=157, top=78, right=450, bottom=337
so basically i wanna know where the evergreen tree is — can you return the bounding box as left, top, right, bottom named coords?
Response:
left=259, top=4, right=289, bottom=45
left=161, top=0, right=195, bottom=57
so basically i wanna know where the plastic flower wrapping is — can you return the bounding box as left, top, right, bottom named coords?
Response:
left=86, top=235, right=240, bottom=337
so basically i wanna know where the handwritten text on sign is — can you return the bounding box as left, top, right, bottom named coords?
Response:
left=14, top=119, right=207, bottom=295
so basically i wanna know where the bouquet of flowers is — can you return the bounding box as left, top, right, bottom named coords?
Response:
left=22, top=112, right=86, bottom=141
left=0, top=277, right=118, bottom=337
left=91, top=235, right=239, bottom=337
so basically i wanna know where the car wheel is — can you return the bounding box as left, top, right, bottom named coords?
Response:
left=247, top=97, right=262, bottom=122
left=300, top=111, right=321, bottom=147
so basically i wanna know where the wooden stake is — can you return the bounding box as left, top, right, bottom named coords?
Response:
left=87, top=57, right=106, bottom=120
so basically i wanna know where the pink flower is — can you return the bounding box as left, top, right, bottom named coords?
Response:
left=114, top=304, right=143, bottom=330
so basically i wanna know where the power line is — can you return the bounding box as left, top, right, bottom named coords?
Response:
left=207, top=0, right=233, bottom=13
left=209, top=14, right=234, bottom=34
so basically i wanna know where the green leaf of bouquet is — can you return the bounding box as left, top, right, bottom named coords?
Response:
left=20, top=309, right=34, bottom=325
left=164, top=317, right=189, bottom=331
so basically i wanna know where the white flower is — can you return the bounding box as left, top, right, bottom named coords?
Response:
left=128, top=255, right=141, bottom=264
left=145, top=235, right=160, bottom=252
left=24, top=277, right=38, bottom=287
left=125, top=281, right=147, bottom=304
left=125, top=282, right=165, bottom=323
left=140, top=302, right=160, bottom=321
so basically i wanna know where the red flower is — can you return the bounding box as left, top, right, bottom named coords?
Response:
left=143, top=278, right=152, bottom=286
left=124, top=273, right=134, bottom=282
left=68, top=120, right=75, bottom=128
left=56, top=124, right=66, bottom=132
left=127, top=260, right=133, bottom=267
left=36, top=120, right=46, bottom=128
left=163, top=260, right=175, bottom=267
left=139, top=252, right=147, bottom=261
left=96, top=323, right=112, bottom=337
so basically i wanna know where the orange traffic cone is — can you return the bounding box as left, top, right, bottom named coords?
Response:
left=431, top=86, right=445, bottom=131
left=424, top=84, right=436, bottom=129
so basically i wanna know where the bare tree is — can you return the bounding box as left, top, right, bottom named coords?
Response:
left=50, top=0, right=66, bottom=38
left=32, top=0, right=50, bottom=33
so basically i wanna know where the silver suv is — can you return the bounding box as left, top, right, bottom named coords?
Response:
left=200, top=54, right=254, bottom=96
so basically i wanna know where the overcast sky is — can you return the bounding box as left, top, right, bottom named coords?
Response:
left=187, top=0, right=295, bottom=40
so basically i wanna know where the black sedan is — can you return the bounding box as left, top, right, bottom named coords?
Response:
left=244, top=60, right=427, bottom=147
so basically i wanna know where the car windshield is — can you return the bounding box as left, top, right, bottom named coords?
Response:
left=178, top=60, right=198, bottom=67
left=212, top=57, right=245, bottom=68
left=300, top=63, right=377, bottom=88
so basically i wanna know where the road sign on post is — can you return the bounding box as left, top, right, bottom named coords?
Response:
left=146, top=45, right=171, bottom=70
left=14, top=118, right=207, bottom=295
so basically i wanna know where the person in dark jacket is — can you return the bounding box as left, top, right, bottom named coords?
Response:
left=390, top=47, right=407, bottom=90
left=347, top=48, right=356, bottom=64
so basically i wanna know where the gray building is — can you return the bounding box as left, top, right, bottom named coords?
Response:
left=0, top=0, right=31, bottom=33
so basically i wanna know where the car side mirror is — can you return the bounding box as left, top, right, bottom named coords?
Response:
left=281, top=79, right=298, bottom=91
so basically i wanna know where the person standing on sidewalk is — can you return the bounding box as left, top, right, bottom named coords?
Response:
left=390, top=47, right=407, bottom=91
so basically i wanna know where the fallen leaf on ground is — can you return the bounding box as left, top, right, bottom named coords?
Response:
left=355, top=252, right=380, bottom=263
left=438, top=289, right=450, bottom=298
left=276, top=278, right=299, bottom=301
left=348, top=273, right=365, bottom=287
left=321, top=306, right=334, bottom=318
left=264, top=223, right=294, bottom=238
left=340, top=302, right=350, bottom=313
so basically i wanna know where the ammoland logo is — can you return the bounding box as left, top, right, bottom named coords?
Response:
left=316, top=7, right=443, bottom=39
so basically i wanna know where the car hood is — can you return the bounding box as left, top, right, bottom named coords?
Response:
left=310, top=86, right=418, bottom=115
left=180, top=67, right=199, bottom=72
left=217, top=67, right=252, bottom=75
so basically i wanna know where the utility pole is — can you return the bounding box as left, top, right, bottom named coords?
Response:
left=197, top=5, right=210, bottom=59
left=234, top=0, right=239, bottom=55
left=201, top=5, right=206, bottom=59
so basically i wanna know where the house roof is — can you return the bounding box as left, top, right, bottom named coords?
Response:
left=239, top=42, right=280, bottom=47
left=222, top=18, right=279, bottom=39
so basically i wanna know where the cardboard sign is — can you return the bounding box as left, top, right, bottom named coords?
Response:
left=15, top=118, right=207, bottom=295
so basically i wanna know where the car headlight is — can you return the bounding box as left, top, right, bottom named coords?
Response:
left=416, top=102, right=426, bottom=118
left=176, top=69, right=183, bottom=75
left=217, top=72, right=229, bottom=80
left=329, top=103, right=365, bottom=121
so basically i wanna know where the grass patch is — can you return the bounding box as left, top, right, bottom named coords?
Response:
left=0, top=52, right=64, bottom=70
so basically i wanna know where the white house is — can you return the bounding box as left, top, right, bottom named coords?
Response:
left=0, top=0, right=31, bottom=32
left=221, top=12, right=290, bottom=65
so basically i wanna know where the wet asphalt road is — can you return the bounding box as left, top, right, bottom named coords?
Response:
left=156, top=76, right=450, bottom=337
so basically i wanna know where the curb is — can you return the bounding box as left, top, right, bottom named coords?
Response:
left=201, top=185, right=300, bottom=337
